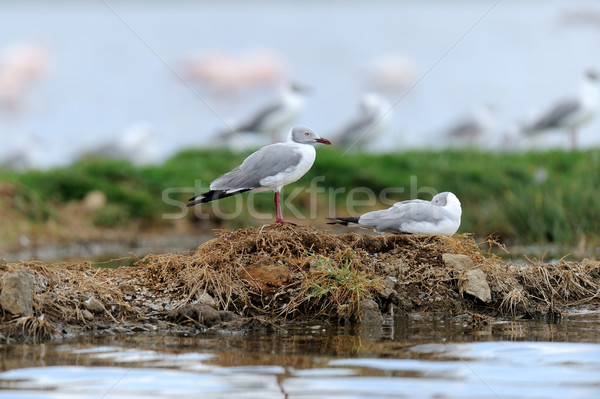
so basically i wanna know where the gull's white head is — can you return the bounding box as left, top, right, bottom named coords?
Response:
left=432, top=191, right=462, bottom=235
left=432, top=192, right=461, bottom=209
left=289, top=125, right=331, bottom=145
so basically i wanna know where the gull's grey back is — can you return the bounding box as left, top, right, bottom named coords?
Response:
left=365, top=202, right=448, bottom=232
left=362, top=191, right=461, bottom=233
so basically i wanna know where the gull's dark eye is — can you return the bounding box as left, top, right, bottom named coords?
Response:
left=304, top=132, right=310, bottom=136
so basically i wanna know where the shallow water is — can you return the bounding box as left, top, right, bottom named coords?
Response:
left=1, top=311, right=599, bottom=399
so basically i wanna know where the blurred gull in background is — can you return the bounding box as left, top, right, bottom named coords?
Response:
left=0, top=134, right=42, bottom=171
left=181, top=49, right=287, bottom=97
left=79, top=122, right=160, bottom=165
left=217, top=82, right=310, bottom=145
left=331, top=92, right=393, bottom=151
left=522, top=69, right=599, bottom=150
left=364, top=54, right=416, bottom=95
left=560, top=8, right=600, bottom=29
left=443, top=103, right=495, bottom=148
left=0, top=41, right=49, bottom=115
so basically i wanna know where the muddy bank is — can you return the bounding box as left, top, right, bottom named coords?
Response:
left=2, top=233, right=214, bottom=263
left=1, top=225, right=599, bottom=343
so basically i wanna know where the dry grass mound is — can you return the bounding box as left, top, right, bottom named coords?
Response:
left=1, top=225, right=599, bottom=343
left=138, top=225, right=485, bottom=319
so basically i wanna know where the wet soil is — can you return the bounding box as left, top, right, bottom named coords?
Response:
left=1, top=225, right=598, bottom=344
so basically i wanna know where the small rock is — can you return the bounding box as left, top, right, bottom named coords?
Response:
left=359, top=299, right=383, bottom=324
left=83, top=190, right=107, bottom=211
left=379, top=287, right=397, bottom=300
left=377, top=277, right=398, bottom=302
left=242, top=258, right=292, bottom=294
left=82, top=309, right=94, bottom=320
left=442, top=253, right=474, bottom=271
left=168, top=303, right=231, bottom=327
left=19, top=235, right=31, bottom=248
left=83, top=297, right=105, bottom=313
left=219, top=310, right=237, bottom=323
left=196, top=305, right=222, bottom=326
left=0, top=270, right=34, bottom=316
left=147, top=303, right=164, bottom=312
left=443, top=253, right=492, bottom=303
left=375, top=279, right=398, bottom=303
left=460, top=269, right=492, bottom=303
left=197, top=291, right=217, bottom=308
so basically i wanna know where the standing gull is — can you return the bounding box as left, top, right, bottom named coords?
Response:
left=523, top=70, right=599, bottom=150
left=0, top=134, right=42, bottom=171
left=444, top=104, right=495, bottom=148
left=80, top=122, right=159, bottom=165
left=332, top=93, right=392, bottom=150
left=188, top=125, right=331, bottom=224
left=219, top=83, right=309, bottom=143
left=327, top=192, right=462, bottom=236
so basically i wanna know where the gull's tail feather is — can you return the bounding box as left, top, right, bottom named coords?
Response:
left=187, top=188, right=251, bottom=207
left=326, top=217, right=360, bottom=226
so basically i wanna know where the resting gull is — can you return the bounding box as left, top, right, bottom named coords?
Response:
left=188, top=125, right=331, bottom=224
left=523, top=69, right=599, bottom=149
left=327, top=192, right=462, bottom=236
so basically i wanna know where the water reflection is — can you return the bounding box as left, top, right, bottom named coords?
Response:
left=0, top=311, right=599, bottom=398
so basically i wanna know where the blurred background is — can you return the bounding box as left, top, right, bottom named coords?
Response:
left=1, top=0, right=600, bottom=261
left=0, top=0, right=599, bottom=169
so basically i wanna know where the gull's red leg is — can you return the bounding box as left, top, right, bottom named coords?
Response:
left=274, top=191, right=296, bottom=225
left=570, top=129, right=577, bottom=151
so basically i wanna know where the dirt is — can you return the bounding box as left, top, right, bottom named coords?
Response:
left=1, top=224, right=599, bottom=344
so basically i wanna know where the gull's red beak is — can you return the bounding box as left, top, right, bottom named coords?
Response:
left=316, top=137, right=332, bottom=145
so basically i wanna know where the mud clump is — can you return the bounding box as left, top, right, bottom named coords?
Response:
left=1, top=224, right=599, bottom=343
